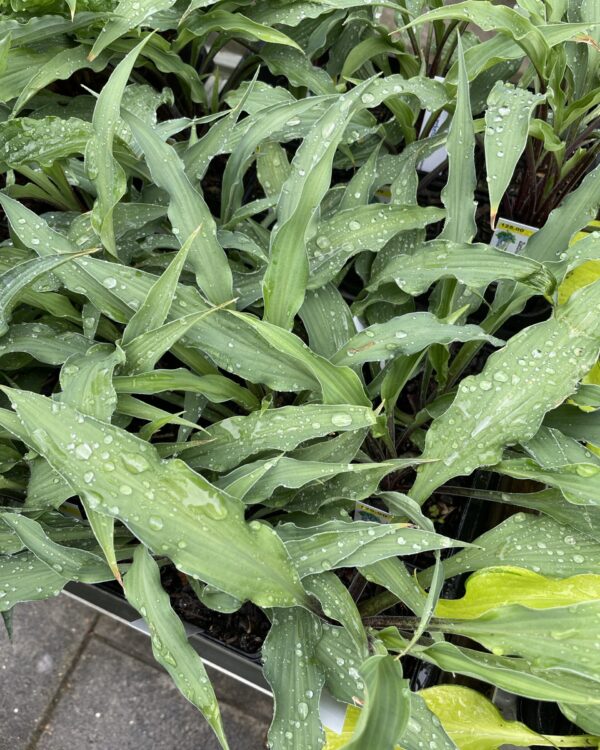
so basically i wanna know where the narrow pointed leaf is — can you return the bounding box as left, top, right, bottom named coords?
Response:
left=370, top=241, right=555, bottom=297
left=0, top=250, right=95, bottom=336
left=411, top=280, right=600, bottom=504
left=123, top=110, right=233, bottom=304
left=0, top=552, right=67, bottom=612
left=122, top=306, right=226, bottom=375
left=307, top=205, right=445, bottom=288
left=420, top=686, right=596, bottom=750
left=122, top=233, right=195, bottom=345
left=496, top=457, right=600, bottom=506
left=263, top=80, right=373, bottom=328
left=484, top=83, right=545, bottom=225
left=440, top=37, right=476, bottom=244
left=124, top=546, right=229, bottom=748
left=181, top=405, right=376, bottom=472
left=280, top=521, right=461, bottom=578
left=341, top=655, right=410, bottom=750
left=419, top=513, right=600, bottom=586
left=262, top=608, right=325, bottom=750
left=1, top=514, right=112, bottom=583
left=90, top=1, right=177, bottom=60
left=86, top=36, right=150, bottom=257
left=331, top=313, right=501, bottom=367
left=2, top=389, right=310, bottom=609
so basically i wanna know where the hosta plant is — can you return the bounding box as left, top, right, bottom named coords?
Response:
left=2, top=2, right=600, bottom=750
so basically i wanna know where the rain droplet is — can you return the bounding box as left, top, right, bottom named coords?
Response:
left=331, top=413, right=352, bottom=428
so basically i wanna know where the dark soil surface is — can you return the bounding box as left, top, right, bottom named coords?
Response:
left=160, top=566, right=269, bottom=659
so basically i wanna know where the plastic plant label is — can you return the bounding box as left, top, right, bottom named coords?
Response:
left=490, top=217, right=537, bottom=255
left=353, top=501, right=392, bottom=524
left=491, top=217, right=600, bottom=256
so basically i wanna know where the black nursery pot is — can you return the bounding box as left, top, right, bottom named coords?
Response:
left=65, top=481, right=490, bottom=695
left=64, top=579, right=272, bottom=693
left=517, top=697, right=583, bottom=749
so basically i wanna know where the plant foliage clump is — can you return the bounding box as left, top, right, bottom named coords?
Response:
left=1, top=1, right=600, bottom=748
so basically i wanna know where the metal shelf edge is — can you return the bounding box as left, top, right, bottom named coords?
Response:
left=63, top=582, right=272, bottom=696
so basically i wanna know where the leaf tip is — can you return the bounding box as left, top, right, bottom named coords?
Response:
left=112, top=564, right=123, bottom=587
left=490, top=207, right=498, bottom=230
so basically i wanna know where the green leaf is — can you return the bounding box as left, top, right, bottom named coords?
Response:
left=299, top=285, right=354, bottom=359
left=304, top=571, right=368, bottom=656
left=113, top=369, right=259, bottom=411
left=60, top=343, right=125, bottom=421
left=270, top=459, right=415, bottom=514
left=262, top=608, right=325, bottom=750
left=0, top=195, right=368, bottom=402
left=495, top=457, right=600, bottom=506
left=317, top=624, right=366, bottom=705
left=308, top=205, right=445, bottom=288
left=115, top=394, right=205, bottom=440
left=121, top=232, right=195, bottom=345
left=360, top=558, right=427, bottom=618
left=0, top=32, right=11, bottom=76
left=11, top=45, right=110, bottom=115
left=404, top=1, right=551, bottom=74
left=521, top=425, right=593, bottom=468
left=221, top=96, right=331, bottom=221
left=185, top=9, right=301, bottom=49
left=435, top=566, right=600, bottom=619
left=221, top=311, right=371, bottom=405
left=123, top=545, right=228, bottom=748
left=257, top=141, right=291, bottom=198
left=0, top=117, right=92, bottom=171
left=122, top=307, right=227, bottom=375
left=545, top=403, right=600, bottom=444
left=0, top=551, right=66, bottom=612
left=370, top=240, right=555, bottom=297
left=419, top=513, right=600, bottom=585
left=411, top=279, right=600, bottom=504
left=123, top=110, right=233, bottom=305
left=59, top=343, right=126, bottom=579
left=280, top=521, right=461, bottom=578
left=342, top=655, right=410, bottom=750
left=398, top=636, right=600, bottom=706
left=485, top=82, right=545, bottom=225
left=0, top=322, right=91, bottom=365
left=446, top=484, right=600, bottom=542
left=2, top=388, right=310, bottom=609
left=263, top=80, right=374, bottom=328
left=181, top=404, right=376, bottom=472
left=218, top=456, right=408, bottom=506
left=0, top=250, right=95, bottom=336
left=440, top=36, right=476, bottom=244
left=89, top=1, right=177, bottom=60
left=525, top=161, right=600, bottom=264
left=0, top=513, right=112, bottom=583
left=420, top=686, right=597, bottom=750
left=331, top=312, right=502, bottom=367
left=325, top=694, right=457, bottom=750
left=86, top=36, right=150, bottom=258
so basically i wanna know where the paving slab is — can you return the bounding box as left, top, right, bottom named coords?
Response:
left=35, top=636, right=269, bottom=750
left=0, top=595, right=97, bottom=750
left=94, top=613, right=273, bottom=725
